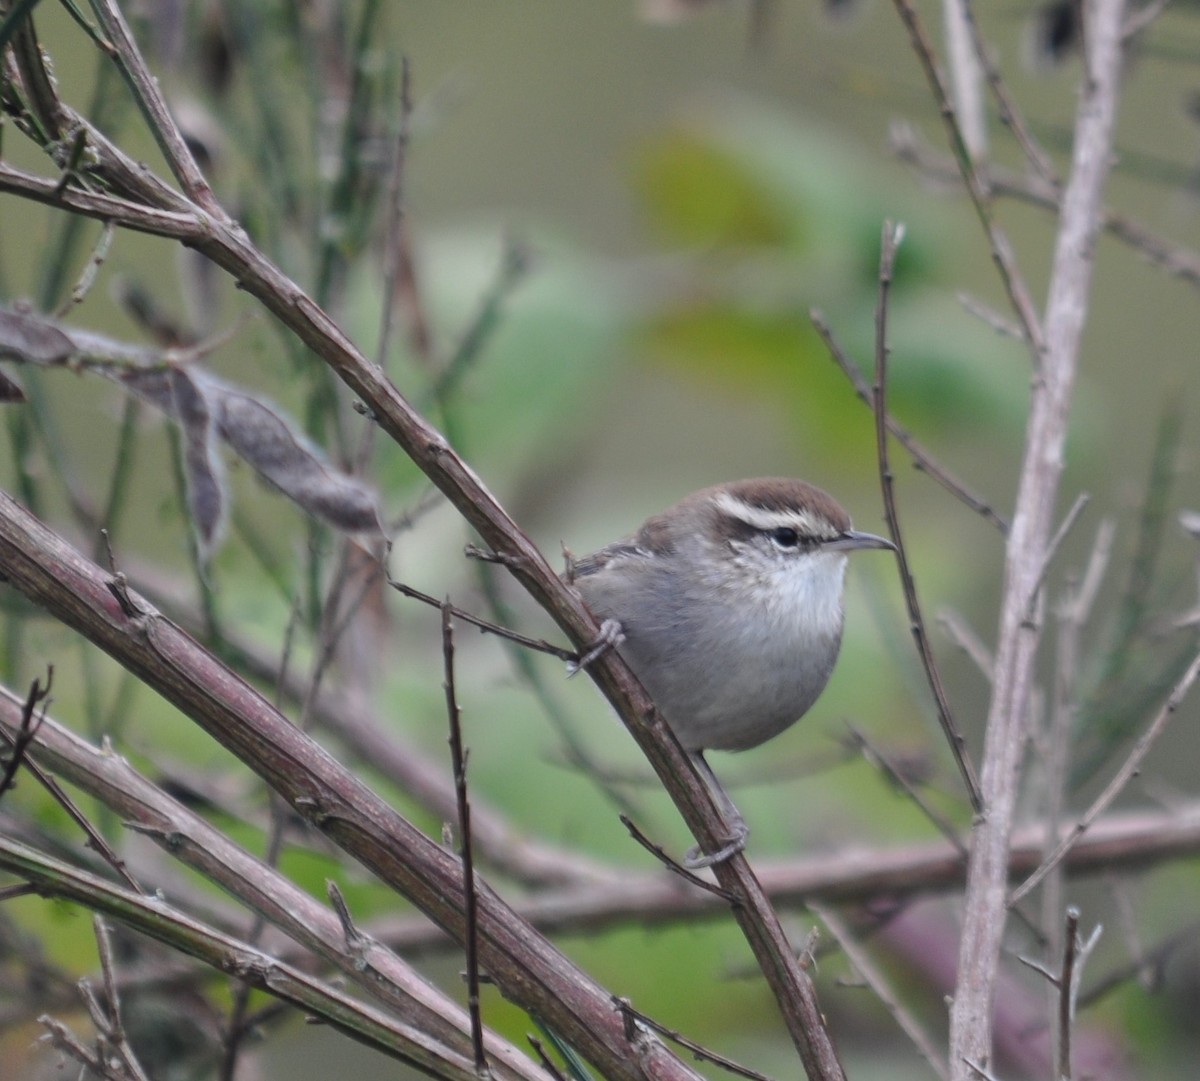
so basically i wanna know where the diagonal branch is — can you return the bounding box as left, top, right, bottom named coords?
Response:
left=0, top=681, right=548, bottom=1081
left=0, top=33, right=847, bottom=1077
left=0, top=489, right=702, bottom=1081
left=0, top=835, right=486, bottom=1081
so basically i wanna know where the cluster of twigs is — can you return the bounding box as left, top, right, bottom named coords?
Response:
left=0, top=3, right=1198, bottom=1081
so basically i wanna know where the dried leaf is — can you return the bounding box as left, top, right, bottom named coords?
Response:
left=119, top=367, right=383, bottom=540
left=119, top=368, right=174, bottom=411
left=216, top=388, right=381, bottom=534
left=0, top=369, right=26, bottom=402
left=0, top=309, right=74, bottom=365
left=169, top=368, right=227, bottom=558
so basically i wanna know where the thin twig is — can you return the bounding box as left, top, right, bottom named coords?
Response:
left=1058, top=906, right=1080, bottom=1081
left=889, top=0, right=1045, bottom=360
left=85, top=0, right=221, bottom=215
left=55, top=220, right=115, bottom=317
left=845, top=725, right=967, bottom=856
left=962, top=1057, right=1001, bottom=1081
left=389, top=577, right=577, bottom=663
left=1011, top=643, right=1200, bottom=906
left=871, top=221, right=983, bottom=812
left=957, top=0, right=1058, bottom=183
left=0, top=673, right=141, bottom=893
left=618, top=814, right=737, bottom=902
left=39, top=1015, right=105, bottom=1077
left=526, top=1037, right=569, bottom=1081
left=1023, top=492, right=1091, bottom=625
left=0, top=671, right=51, bottom=800
left=936, top=610, right=995, bottom=682
left=92, top=914, right=153, bottom=1081
left=810, top=902, right=949, bottom=1081
left=443, top=603, right=491, bottom=1079
left=956, top=292, right=1024, bottom=341
left=613, top=999, right=775, bottom=1081
left=1041, top=517, right=1114, bottom=964
left=811, top=310, right=1008, bottom=535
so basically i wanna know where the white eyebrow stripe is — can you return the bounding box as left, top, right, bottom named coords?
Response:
left=712, top=491, right=832, bottom=536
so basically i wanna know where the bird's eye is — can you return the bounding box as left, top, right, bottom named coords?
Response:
left=770, top=527, right=801, bottom=549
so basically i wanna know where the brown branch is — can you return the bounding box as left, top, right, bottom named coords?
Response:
left=0, top=836, right=486, bottom=1081
left=132, top=562, right=619, bottom=890
left=368, top=803, right=1200, bottom=951
left=86, top=0, right=221, bottom=215
left=442, top=605, right=490, bottom=1079
left=0, top=671, right=51, bottom=800
left=0, top=162, right=203, bottom=238
left=0, top=682, right=549, bottom=1081
left=0, top=488, right=700, bottom=1081
left=1058, top=907, right=1080, bottom=1081
left=872, top=220, right=982, bottom=812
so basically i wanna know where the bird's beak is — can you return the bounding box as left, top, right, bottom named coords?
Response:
left=824, top=529, right=896, bottom=553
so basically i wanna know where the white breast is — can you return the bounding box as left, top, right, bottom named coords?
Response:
left=587, top=550, right=849, bottom=752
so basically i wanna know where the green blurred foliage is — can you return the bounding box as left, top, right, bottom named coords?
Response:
left=627, top=105, right=1028, bottom=474
left=347, top=229, right=632, bottom=495
left=634, top=130, right=804, bottom=250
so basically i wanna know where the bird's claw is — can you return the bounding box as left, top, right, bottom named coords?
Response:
left=567, top=618, right=625, bottom=676
left=683, top=821, right=750, bottom=869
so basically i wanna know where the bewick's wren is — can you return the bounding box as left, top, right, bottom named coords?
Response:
left=568, top=477, right=893, bottom=865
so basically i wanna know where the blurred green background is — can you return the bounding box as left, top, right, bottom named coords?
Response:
left=1, top=2, right=1200, bottom=1079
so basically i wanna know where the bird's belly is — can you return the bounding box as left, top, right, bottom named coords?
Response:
left=624, top=628, right=843, bottom=752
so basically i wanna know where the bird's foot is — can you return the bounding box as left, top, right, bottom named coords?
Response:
left=566, top=618, right=625, bottom=676
left=683, top=821, right=749, bottom=869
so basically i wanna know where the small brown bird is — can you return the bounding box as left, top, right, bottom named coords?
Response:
left=570, top=477, right=893, bottom=864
